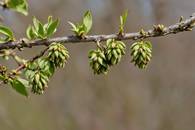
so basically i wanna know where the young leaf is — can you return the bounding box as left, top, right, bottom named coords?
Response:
left=33, top=17, right=44, bottom=38
left=120, top=10, right=128, bottom=26
left=33, top=17, right=41, bottom=32
left=0, top=25, right=14, bottom=43
left=27, top=16, right=59, bottom=40
left=68, top=21, right=77, bottom=32
left=37, top=22, right=45, bottom=38
left=83, top=10, right=92, bottom=33
left=17, top=78, right=30, bottom=88
left=6, top=0, right=28, bottom=15
left=119, top=10, right=128, bottom=34
left=47, top=19, right=59, bottom=37
left=26, top=25, right=36, bottom=40
left=10, top=78, right=29, bottom=97
left=47, top=16, right=53, bottom=25
left=68, top=11, right=92, bottom=37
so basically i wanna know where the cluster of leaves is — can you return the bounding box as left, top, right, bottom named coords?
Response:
left=131, top=41, right=152, bottom=69
left=89, top=39, right=126, bottom=74
left=0, top=15, right=59, bottom=47
left=26, top=16, right=59, bottom=40
left=3, top=0, right=28, bottom=15
left=69, top=11, right=92, bottom=37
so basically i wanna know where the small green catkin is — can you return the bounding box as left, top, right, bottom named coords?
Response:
left=105, top=39, right=126, bottom=66
left=88, top=49, right=109, bottom=75
left=48, top=42, right=70, bottom=68
left=130, top=41, right=152, bottom=69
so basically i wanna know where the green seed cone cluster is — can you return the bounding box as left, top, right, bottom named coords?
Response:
left=31, top=71, right=49, bottom=94
left=106, top=39, right=126, bottom=66
left=88, top=49, right=109, bottom=75
left=88, top=39, right=126, bottom=75
left=130, top=41, right=152, bottom=69
left=25, top=59, right=55, bottom=94
left=48, top=42, right=69, bottom=68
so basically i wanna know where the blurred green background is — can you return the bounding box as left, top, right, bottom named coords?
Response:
left=0, top=0, right=195, bottom=130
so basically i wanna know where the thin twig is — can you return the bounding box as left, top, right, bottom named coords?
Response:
left=15, top=47, right=49, bottom=72
left=9, top=50, right=24, bottom=66
left=0, top=47, right=49, bottom=85
left=0, top=13, right=194, bottom=50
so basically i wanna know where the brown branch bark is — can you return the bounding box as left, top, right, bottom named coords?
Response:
left=0, top=13, right=194, bottom=51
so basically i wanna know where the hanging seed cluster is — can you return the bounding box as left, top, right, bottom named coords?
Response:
left=48, top=42, right=69, bottom=68
left=24, top=59, right=53, bottom=94
left=31, top=71, right=48, bottom=94
left=130, top=41, right=152, bottom=69
left=88, top=39, right=126, bottom=75
left=88, top=49, right=109, bottom=74
left=106, top=39, right=126, bottom=66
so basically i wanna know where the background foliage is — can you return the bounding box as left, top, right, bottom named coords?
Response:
left=0, top=0, right=195, bottom=130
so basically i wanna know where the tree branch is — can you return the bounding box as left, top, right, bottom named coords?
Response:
left=0, top=13, right=195, bottom=51
left=15, top=47, right=49, bottom=73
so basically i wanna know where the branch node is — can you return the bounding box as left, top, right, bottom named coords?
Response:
left=153, top=24, right=166, bottom=34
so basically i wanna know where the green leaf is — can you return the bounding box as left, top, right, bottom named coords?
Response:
left=28, top=16, right=59, bottom=39
left=0, top=25, right=14, bottom=43
left=17, top=78, right=30, bottom=88
left=6, top=0, right=28, bottom=15
left=47, top=16, right=53, bottom=24
left=26, top=25, right=36, bottom=40
left=37, top=22, right=45, bottom=38
left=120, top=10, right=128, bottom=26
left=32, top=17, right=45, bottom=38
left=119, top=10, right=128, bottom=33
left=68, top=21, right=77, bottom=32
left=83, top=10, right=92, bottom=33
left=33, top=17, right=40, bottom=32
left=11, top=78, right=29, bottom=97
left=47, top=19, right=59, bottom=37
left=68, top=11, right=92, bottom=37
